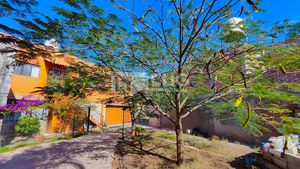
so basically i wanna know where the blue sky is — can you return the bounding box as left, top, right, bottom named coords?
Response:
left=252, top=0, right=300, bottom=27
left=1, top=0, right=299, bottom=34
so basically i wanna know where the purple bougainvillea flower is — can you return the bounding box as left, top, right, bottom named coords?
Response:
left=0, top=97, right=43, bottom=114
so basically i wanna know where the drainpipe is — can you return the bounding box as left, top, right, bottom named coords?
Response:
left=122, top=107, right=125, bottom=140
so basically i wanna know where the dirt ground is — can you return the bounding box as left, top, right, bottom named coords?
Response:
left=112, top=129, right=260, bottom=169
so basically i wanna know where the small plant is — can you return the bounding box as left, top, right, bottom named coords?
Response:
left=102, top=120, right=107, bottom=127
left=134, top=126, right=145, bottom=133
left=15, top=115, right=40, bottom=137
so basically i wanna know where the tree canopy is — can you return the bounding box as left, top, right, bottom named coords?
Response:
left=2, top=0, right=299, bottom=164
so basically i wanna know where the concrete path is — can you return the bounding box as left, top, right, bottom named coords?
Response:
left=0, top=132, right=121, bottom=169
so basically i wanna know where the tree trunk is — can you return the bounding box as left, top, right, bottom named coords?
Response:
left=131, top=110, right=137, bottom=137
left=175, top=117, right=184, bottom=165
left=72, top=111, right=76, bottom=138
left=0, top=43, right=15, bottom=106
left=131, top=119, right=135, bottom=136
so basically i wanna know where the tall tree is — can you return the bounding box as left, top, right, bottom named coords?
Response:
left=12, top=0, right=299, bottom=164
left=0, top=0, right=39, bottom=35
left=0, top=0, right=39, bottom=105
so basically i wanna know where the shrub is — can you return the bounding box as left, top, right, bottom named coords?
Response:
left=15, top=115, right=40, bottom=137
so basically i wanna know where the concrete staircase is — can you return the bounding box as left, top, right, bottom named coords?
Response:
left=88, top=104, right=102, bottom=128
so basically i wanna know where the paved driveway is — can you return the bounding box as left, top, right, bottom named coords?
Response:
left=0, top=132, right=120, bottom=169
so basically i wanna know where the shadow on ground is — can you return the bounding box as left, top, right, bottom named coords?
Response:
left=113, top=134, right=177, bottom=169
left=0, top=132, right=120, bottom=169
left=229, top=152, right=266, bottom=169
left=113, top=134, right=264, bottom=169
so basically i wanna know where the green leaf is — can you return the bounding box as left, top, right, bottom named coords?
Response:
left=278, top=64, right=287, bottom=75
left=234, top=96, right=243, bottom=107
left=242, top=102, right=252, bottom=128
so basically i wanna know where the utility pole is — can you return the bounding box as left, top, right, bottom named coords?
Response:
left=72, top=111, right=76, bottom=138
left=122, top=107, right=125, bottom=140
left=87, top=106, right=91, bottom=133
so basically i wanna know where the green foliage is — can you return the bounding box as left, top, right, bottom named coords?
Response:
left=278, top=116, right=300, bottom=134
left=5, top=0, right=299, bottom=155
left=245, top=80, right=300, bottom=103
left=125, top=92, right=159, bottom=120
left=287, top=22, right=300, bottom=39
left=0, top=0, right=38, bottom=35
left=15, top=115, right=40, bottom=137
left=261, top=43, right=300, bottom=72
left=35, top=62, right=108, bottom=100
left=134, top=126, right=145, bottom=133
left=270, top=21, right=300, bottom=40
left=209, top=101, right=269, bottom=136
left=101, top=120, right=107, bottom=127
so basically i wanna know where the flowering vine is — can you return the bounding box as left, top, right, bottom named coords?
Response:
left=0, top=97, right=43, bottom=116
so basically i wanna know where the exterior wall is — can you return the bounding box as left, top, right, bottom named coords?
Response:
left=46, top=109, right=84, bottom=134
left=146, top=107, right=257, bottom=144
left=47, top=114, right=72, bottom=134
left=1, top=33, right=131, bottom=135
left=148, top=117, right=162, bottom=128
left=9, top=57, right=58, bottom=99
left=105, top=106, right=131, bottom=125
left=213, top=119, right=256, bottom=144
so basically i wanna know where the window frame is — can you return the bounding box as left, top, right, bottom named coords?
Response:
left=13, top=62, right=41, bottom=78
left=48, top=67, right=63, bottom=80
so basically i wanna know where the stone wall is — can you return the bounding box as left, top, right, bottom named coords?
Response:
left=0, top=119, right=16, bottom=147
left=0, top=41, right=16, bottom=105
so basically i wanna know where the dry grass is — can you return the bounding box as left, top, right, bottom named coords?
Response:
left=149, top=130, right=253, bottom=158
left=112, top=129, right=258, bottom=169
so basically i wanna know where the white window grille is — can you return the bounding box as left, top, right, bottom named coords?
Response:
left=13, top=62, right=40, bottom=78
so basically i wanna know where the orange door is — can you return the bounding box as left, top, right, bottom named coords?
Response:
left=105, top=106, right=131, bottom=125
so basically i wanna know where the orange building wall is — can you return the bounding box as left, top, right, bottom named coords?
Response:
left=47, top=109, right=85, bottom=134
left=46, top=110, right=66, bottom=134
left=9, top=54, right=131, bottom=133
left=105, top=106, right=131, bottom=125
left=10, top=57, right=66, bottom=99
left=10, top=57, right=49, bottom=98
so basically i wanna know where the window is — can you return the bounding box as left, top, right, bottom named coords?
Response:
left=33, top=108, right=49, bottom=120
left=111, top=75, right=116, bottom=91
left=111, top=75, right=126, bottom=92
left=14, top=63, right=40, bottom=78
left=48, top=68, right=63, bottom=79
left=117, top=81, right=125, bottom=92
left=53, top=68, right=62, bottom=77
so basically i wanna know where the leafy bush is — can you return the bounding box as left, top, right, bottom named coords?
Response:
left=15, top=115, right=40, bottom=137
